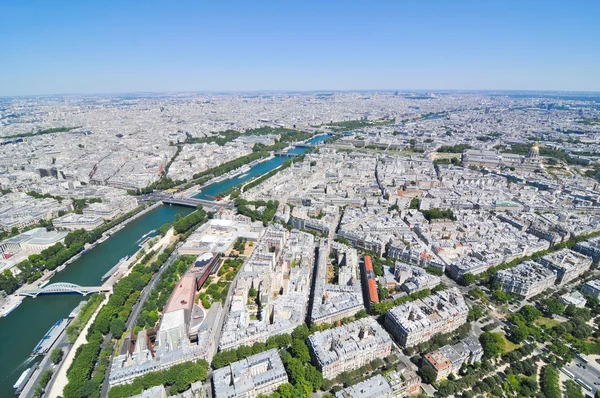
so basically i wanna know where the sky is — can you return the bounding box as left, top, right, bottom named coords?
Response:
left=0, top=0, right=599, bottom=96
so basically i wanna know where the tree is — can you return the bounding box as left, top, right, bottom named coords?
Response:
left=541, top=298, right=565, bottom=316
left=51, top=348, right=64, bottom=364
left=519, top=305, right=542, bottom=322
left=110, top=317, right=126, bottom=337
left=462, top=272, right=476, bottom=286
left=291, top=324, right=310, bottom=341
left=479, top=332, right=506, bottom=359
left=419, top=366, right=437, bottom=384
left=492, top=290, right=510, bottom=304
left=468, top=305, right=484, bottom=322
left=304, top=364, right=323, bottom=391
left=249, top=287, right=257, bottom=297
left=290, top=339, right=311, bottom=364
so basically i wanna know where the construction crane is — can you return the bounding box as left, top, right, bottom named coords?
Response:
left=205, top=194, right=226, bottom=214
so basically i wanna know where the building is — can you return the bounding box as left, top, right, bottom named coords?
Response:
left=361, top=255, right=380, bottom=309
left=311, top=241, right=364, bottom=325
left=560, top=291, right=587, bottom=308
left=446, top=258, right=489, bottom=281
left=0, top=227, right=67, bottom=258
left=110, top=265, right=223, bottom=386
left=335, top=363, right=421, bottom=398
left=575, top=237, right=600, bottom=263
left=384, top=288, right=468, bottom=348
left=394, top=263, right=440, bottom=294
left=53, top=213, right=104, bottom=231
left=178, top=216, right=263, bottom=256
left=537, top=248, right=592, bottom=285
left=422, top=337, right=483, bottom=381
left=131, top=385, right=168, bottom=398
left=308, top=317, right=393, bottom=380
left=212, top=349, right=288, bottom=398
left=582, top=279, right=600, bottom=298
left=219, top=227, right=315, bottom=350
left=494, top=261, right=557, bottom=298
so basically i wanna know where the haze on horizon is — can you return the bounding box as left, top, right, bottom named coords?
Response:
left=1, top=0, right=599, bottom=96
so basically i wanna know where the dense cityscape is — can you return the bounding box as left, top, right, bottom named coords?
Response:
left=0, top=91, right=600, bottom=398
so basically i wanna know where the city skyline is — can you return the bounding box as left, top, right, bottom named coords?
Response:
left=1, top=0, right=599, bottom=96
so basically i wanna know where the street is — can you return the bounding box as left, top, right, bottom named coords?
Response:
left=564, top=357, right=600, bottom=394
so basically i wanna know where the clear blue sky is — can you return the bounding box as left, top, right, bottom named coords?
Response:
left=1, top=0, right=599, bottom=96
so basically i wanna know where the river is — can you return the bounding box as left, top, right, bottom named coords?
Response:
left=0, top=133, right=332, bottom=396
left=193, top=134, right=331, bottom=200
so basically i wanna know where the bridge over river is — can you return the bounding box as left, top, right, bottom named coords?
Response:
left=19, top=282, right=111, bottom=298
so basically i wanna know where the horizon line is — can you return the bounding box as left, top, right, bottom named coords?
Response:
left=2, top=88, right=600, bottom=99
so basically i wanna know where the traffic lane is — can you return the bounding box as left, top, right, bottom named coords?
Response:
left=565, top=359, right=600, bottom=393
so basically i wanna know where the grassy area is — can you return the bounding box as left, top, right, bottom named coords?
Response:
left=501, top=333, right=521, bottom=352
left=535, top=317, right=562, bottom=328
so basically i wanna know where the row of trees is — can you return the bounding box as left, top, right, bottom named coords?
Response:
left=369, top=287, right=432, bottom=315
left=66, top=293, right=105, bottom=343
left=211, top=333, right=292, bottom=369
left=0, top=228, right=101, bottom=293
left=539, top=365, right=561, bottom=398
left=63, top=244, right=177, bottom=398
left=464, top=229, right=600, bottom=287
left=173, top=207, right=207, bottom=234
left=192, top=151, right=268, bottom=180
left=433, top=345, right=539, bottom=397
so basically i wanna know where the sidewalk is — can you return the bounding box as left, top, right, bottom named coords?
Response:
left=48, top=295, right=108, bottom=398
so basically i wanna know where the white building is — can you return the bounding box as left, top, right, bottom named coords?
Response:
left=308, top=317, right=393, bottom=379
left=212, top=349, right=288, bottom=398
left=384, top=288, right=468, bottom=348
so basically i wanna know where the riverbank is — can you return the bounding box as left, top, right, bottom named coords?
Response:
left=48, top=295, right=109, bottom=398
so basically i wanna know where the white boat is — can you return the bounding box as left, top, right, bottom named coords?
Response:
left=2, top=301, right=21, bottom=318
left=38, top=280, right=50, bottom=288
left=237, top=173, right=249, bottom=179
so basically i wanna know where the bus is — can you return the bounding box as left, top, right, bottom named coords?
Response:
left=577, top=353, right=589, bottom=364
left=575, top=378, right=592, bottom=392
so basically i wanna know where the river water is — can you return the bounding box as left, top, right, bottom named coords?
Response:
left=0, top=133, right=331, bottom=395
left=193, top=134, right=330, bottom=200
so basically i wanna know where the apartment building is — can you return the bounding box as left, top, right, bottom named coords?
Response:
left=384, top=288, right=468, bottom=348
left=422, top=337, right=483, bottom=381
left=212, top=349, right=288, bottom=398
left=308, top=317, right=393, bottom=380
left=494, top=261, right=556, bottom=298
left=537, top=248, right=592, bottom=285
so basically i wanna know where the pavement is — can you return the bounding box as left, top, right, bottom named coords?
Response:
left=48, top=295, right=109, bottom=398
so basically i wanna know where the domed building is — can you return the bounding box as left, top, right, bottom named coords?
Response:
left=462, top=142, right=541, bottom=171
left=527, top=142, right=540, bottom=160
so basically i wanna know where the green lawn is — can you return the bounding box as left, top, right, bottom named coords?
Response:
left=501, top=333, right=521, bottom=353
left=535, top=317, right=562, bottom=328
